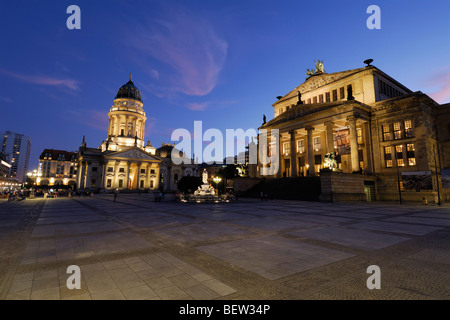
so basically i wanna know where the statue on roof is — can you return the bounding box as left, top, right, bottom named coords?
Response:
left=297, top=91, right=303, bottom=105
left=306, top=60, right=325, bottom=76
left=315, top=60, right=325, bottom=73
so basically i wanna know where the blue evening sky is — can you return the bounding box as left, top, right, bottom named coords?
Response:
left=1, top=0, right=449, bottom=168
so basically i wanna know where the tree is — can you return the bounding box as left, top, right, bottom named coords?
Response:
left=177, top=176, right=202, bottom=194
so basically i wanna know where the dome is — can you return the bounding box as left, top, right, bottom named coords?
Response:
left=156, top=144, right=183, bottom=159
left=115, top=74, right=142, bottom=102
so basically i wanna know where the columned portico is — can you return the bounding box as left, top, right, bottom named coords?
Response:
left=325, top=121, right=335, bottom=154
left=347, top=115, right=360, bottom=172
left=306, top=126, right=315, bottom=176
left=289, top=130, right=297, bottom=177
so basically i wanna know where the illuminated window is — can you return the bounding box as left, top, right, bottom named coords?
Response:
left=313, top=137, right=321, bottom=151
left=405, top=120, right=413, bottom=138
left=394, top=122, right=402, bottom=140
left=283, top=142, right=290, bottom=155
left=357, top=128, right=363, bottom=145
left=297, top=139, right=305, bottom=153
left=384, top=146, right=393, bottom=168
left=396, top=145, right=405, bottom=166
left=383, top=124, right=392, bottom=141
left=407, top=143, right=416, bottom=166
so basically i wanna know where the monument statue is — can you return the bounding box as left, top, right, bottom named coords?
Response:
left=306, top=60, right=325, bottom=76
left=324, top=152, right=338, bottom=171
left=202, top=169, right=208, bottom=184
left=263, top=114, right=266, bottom=124
left=297, top=91, right=303, bottom=105
left=315, top=60, right=325, bottom=73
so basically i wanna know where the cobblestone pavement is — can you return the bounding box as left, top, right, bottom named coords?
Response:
left=0, top=195, right=449, bottom=300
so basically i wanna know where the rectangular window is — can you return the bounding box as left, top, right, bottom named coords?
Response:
left=384, top=146, right=393, bottom=168
left=404, top=120, right=413, bottom=138
left=319, top=94, right=324, bottom=103
left=283, top=142, right=290, bottom=155
left=140, top=180, right=144, bottom=188
left=313, top=96, right=317, bottom=104
left=297, top=139, right=305, bottom=153
left=357, top=128, right=363, bottom=145
left=107, top=179, right=112, bottom=188
left=91, top=179, right=96, bottom=188
left=393, top=122, right=402, bottom=140
left=118, top=179, right=123, bottom=188
left=150, top=180, right=154, bottom=189
left=150, top=169, right=155, bottom=174
left=92, top=167, right=98, bottom=172
left=119, top=168, right=125, bottom=173
left=314, top=155, right=322, bottom=165
left=407, top=143, right=416, bottom=166
left=383, top=124, right=392, bottom=141
left=140, top=169, right=146, bottom=174
left=339, top=87, right=345, bottom=99
left=313, top=137, right=321, bottom=151
left=107, top=167, right=114, bottom=172
left=332, top=90, right=338, bottom=101
left=307, top=98, right=311, bottom=104
left=396, top=145, right=405, bottom=167
left=325, top=92, right=331, bottom=102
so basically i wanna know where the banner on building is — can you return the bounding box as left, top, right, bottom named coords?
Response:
left=401, top=171, right=432, bottom=190
left=441, top=169, right=450, bottom=188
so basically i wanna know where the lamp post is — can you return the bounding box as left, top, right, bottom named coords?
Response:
left=213, top=176, right=222, bottom=195
left=434, top=145, right=442, bottom=206
left=394, top=146, right=403, bottom=205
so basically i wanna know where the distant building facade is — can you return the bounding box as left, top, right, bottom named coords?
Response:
left=1, top=131, right=31, bottom=183
left=259, top=61, right=450, bottom=203
left=36, top=149, right=78, bottom=188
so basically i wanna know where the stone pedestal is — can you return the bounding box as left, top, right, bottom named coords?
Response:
left=319, top=171, right=366, bottom=202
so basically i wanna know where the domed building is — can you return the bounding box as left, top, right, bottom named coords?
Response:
left=75, top=75, right=197, bottom=193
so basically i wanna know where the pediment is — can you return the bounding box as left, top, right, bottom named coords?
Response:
left=106, top=148, right=161, bottom=162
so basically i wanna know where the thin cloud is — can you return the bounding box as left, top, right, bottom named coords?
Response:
left=0, top=96, right=13, bottom=103
left=129, top=6, right=228, bottom=97
left=0, top=69, right=79, bottom=91
left=66, top=109, right=108, bottom=132
left=187, top=102, right=210, bottom=111
left=424, top=66, right=450, bottom=104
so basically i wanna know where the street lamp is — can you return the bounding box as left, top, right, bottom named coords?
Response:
left=213, top=176, right=222, bottom=195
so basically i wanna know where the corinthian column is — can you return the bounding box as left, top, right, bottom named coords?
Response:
left=306, top=126, right=315, bottom=176
left=347, top=115, right=360, bottom=172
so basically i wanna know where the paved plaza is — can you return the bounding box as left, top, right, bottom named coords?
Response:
left=0, top=195, right=449, bottom=300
